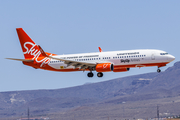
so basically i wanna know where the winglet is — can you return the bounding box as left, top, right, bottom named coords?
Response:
left=98, top=47, right=103, bottom=52
left=38, top=45, right=49, bottom=57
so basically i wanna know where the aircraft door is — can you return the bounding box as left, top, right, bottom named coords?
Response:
left=151, top=52, right=155, bottom=60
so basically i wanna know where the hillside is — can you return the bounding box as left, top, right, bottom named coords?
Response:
left=1, top=61, right=180, bottom=119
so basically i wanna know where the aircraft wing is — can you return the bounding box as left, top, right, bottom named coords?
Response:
left=48, top=56, right=96, bottom=70
left=38, top=45, right=97, bottom=70
left=37, top=45, right=96, bottom=70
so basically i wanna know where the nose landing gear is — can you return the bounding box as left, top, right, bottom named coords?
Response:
left=157, top=68, right=161, bottom=73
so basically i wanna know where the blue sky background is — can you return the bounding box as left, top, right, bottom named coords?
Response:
left=1, top=1, right=180, bottom=92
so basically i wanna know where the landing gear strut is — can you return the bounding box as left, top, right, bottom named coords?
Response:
left=87, top=72, right=94, bottom=77
left=157, top=68, right=161, bottom=73
left=97, top=72, right=103, bottom=77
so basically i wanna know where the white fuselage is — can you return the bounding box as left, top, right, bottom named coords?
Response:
left=48, top=49, right=175, bottom=70
left=8, top=28, right=175, bottom=78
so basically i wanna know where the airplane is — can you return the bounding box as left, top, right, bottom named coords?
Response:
left=6, top=28, right=175, bottom=78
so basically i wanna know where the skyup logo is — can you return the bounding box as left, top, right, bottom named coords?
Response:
left=23, top=42, right=51, bottom=67
left=121, top=59, right=130, bottom=63
left=121, top=59, right=140, bottom=63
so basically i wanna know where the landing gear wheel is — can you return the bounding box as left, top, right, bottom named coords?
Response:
left=87, top=72, right=94, bottom=77
left=97, top=72, right=103, bottom=77
left=157, top=69, right=161, bottom=73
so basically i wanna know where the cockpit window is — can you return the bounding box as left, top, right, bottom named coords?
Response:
left=160, top=53, right=168, bottom=55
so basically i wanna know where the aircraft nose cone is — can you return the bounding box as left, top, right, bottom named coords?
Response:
left=168, top=55, right=175, bottom=62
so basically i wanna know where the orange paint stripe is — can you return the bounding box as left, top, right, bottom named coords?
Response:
left=23, top=62, right=169, bottom=72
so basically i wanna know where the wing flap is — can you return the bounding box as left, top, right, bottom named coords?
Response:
left=49, top=56, right=96, bottom=68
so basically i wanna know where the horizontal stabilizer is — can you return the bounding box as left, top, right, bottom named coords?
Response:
left=6, top=58, right=34, bottom=62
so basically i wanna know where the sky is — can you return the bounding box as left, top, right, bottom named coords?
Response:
left=1, top=1, right=180, bottom=92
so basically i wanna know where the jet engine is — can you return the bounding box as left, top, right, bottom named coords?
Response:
left=96, top=63, right=114, bottom=72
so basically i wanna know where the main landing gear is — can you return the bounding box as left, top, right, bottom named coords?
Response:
left=87, top=72, right=103, bottom=78
left=157, top=68, right=161, bottom=73
left=87, top=72, right=94, bottom=77
left=97, top=72, right=103, bottom=77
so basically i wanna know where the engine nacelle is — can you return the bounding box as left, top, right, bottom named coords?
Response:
left=113, top=68, right=130, bottom=72
left=96, top=63, right=114, bottom=72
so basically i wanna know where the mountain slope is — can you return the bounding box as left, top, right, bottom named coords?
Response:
left=1, top=61, right=180, bottom=119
